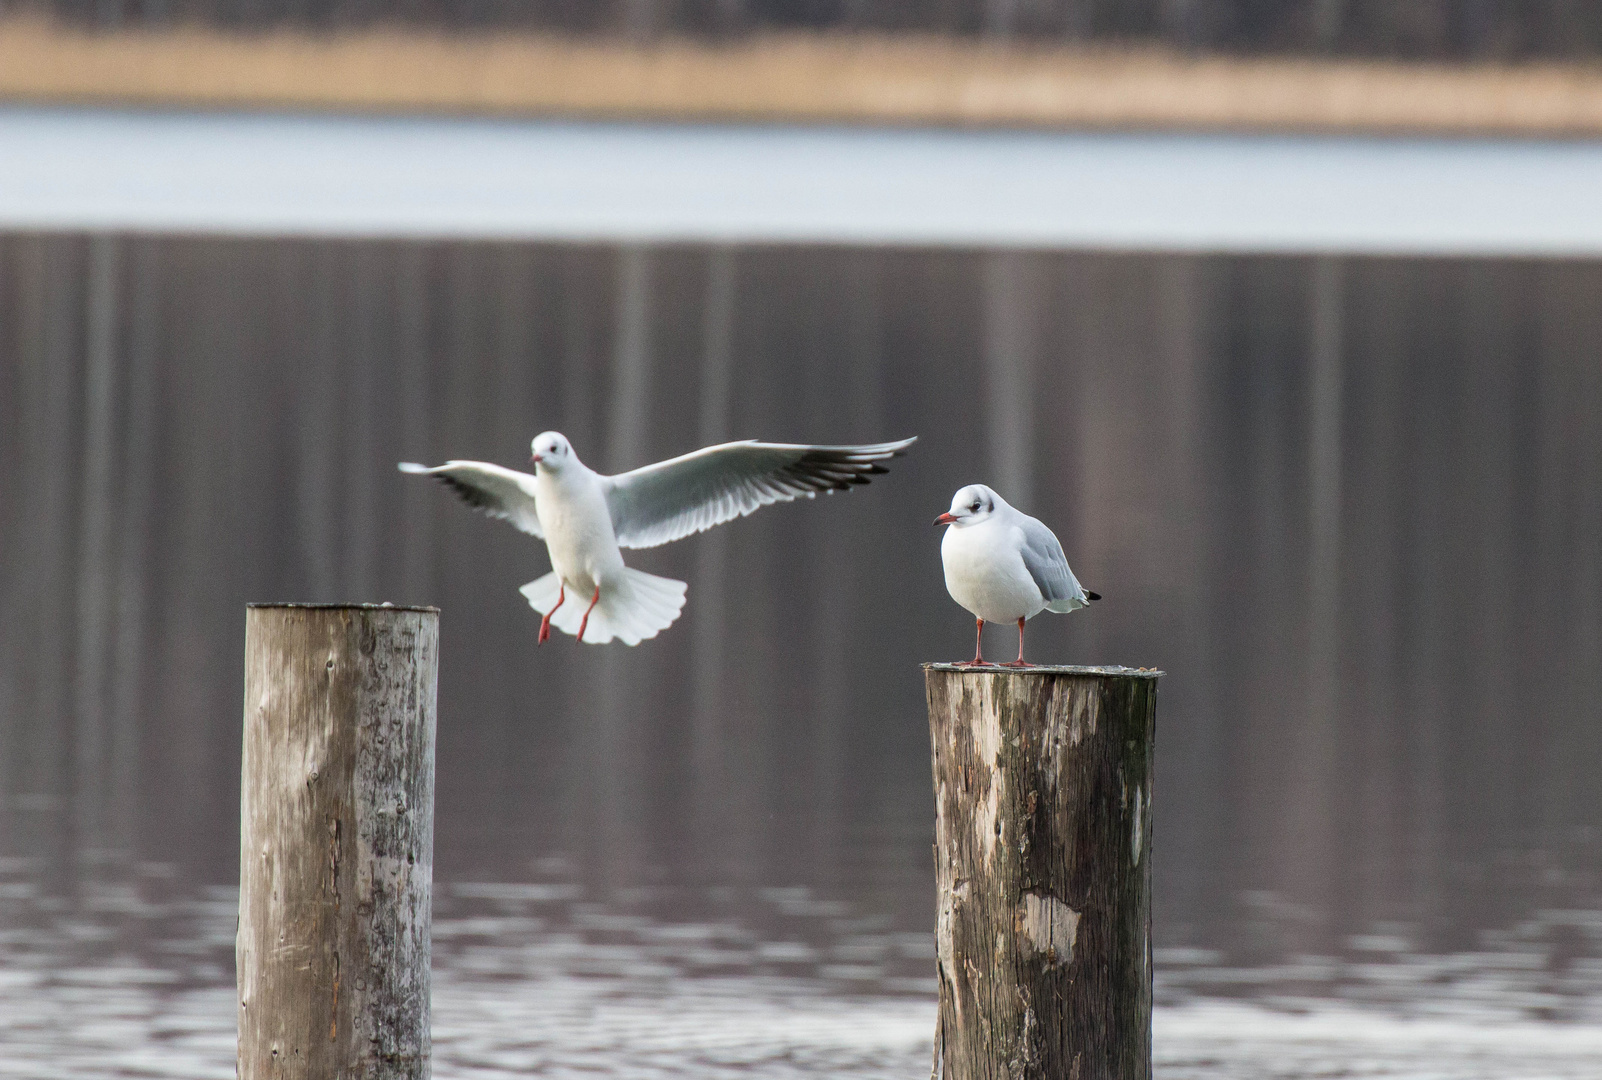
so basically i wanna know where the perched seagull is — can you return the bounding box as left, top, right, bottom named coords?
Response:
left=401, top=432, right=916, bottom=646
left=935, top=484, right=1099, bottom=667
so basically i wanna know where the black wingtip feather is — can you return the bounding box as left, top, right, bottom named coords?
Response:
left=750, top=440, right=917, bottom=501
left=437, top=474, right=496, bottom=512
left=1086, top=591, right=1102, bottom=601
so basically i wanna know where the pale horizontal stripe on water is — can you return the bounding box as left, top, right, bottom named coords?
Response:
left=3, top=107, right=1602, bottom=254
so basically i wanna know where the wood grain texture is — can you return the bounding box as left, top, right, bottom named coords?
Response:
left=925, top=664, right=1159, bottom=1080
left=239, top=604, right=438, bottom=1080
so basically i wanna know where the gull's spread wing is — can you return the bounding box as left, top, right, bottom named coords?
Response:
left=602, top=437, right=916, bottom=550
left=1017, top=516, right=1089, bottom=611
left=398, top=461, right=543, bottom=538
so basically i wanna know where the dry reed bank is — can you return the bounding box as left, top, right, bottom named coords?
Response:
left=5, top=16, right=1602, bottom=134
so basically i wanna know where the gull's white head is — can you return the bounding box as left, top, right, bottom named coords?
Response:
left=531, top=431, right=574, bottom=472
left=934, top=484, right=1001, bottom=527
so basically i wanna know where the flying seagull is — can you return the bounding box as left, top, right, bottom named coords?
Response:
left=402, top=432, right=916, bottom=645
left=935, top=484, right=1099, bottom=667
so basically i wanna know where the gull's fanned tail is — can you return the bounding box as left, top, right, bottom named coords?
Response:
left=519, top=572, right=566, bottom=620
left=518, top=569, right=687, bottom=646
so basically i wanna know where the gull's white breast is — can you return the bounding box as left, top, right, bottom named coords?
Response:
left=941, top=520, right=1047, bottom=624
left=534, top=469, right=624, bottom=595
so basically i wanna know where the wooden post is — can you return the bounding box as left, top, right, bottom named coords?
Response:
left=238, top=604, right=439, bottom=1080
left=924, top=664, right=1161, bottom=1080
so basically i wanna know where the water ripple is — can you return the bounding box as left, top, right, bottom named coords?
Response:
left=3, top=869, right=1601, bottom=1078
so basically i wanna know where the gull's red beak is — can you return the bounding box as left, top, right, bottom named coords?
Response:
left=933, top=512, right=958, bottom=526
left=531, top=453, right=543, bottom=465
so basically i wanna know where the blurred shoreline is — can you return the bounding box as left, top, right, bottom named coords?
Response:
left=4, top=16, right=1602, bottom=136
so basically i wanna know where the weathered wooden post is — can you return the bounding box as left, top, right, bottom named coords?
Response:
left=239, top=604, right=439, bottom=1080
left=924, top=664, right=1161, bottom=1080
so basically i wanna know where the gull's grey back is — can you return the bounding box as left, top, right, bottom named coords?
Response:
left=1017, top=513, right=1085, bottom=611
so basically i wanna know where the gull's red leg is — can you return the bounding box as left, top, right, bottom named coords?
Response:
left=539, top=584, right=565, bottom=646
left=575, top=585, right=601, bottom=645
left=956, top=618, right=986, bottom=667
left=1003, top=616, right=1034, bottom=668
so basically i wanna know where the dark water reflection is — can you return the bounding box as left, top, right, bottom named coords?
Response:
left=2, top=234, right=1601, bottom=1074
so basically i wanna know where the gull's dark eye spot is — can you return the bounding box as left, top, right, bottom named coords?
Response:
left=970, top=502, right=981, bottom=512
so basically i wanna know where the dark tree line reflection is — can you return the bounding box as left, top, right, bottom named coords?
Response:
left=1, top=234, right=1600, bottom=970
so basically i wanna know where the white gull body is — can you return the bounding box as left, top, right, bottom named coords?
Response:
left=937, top=484, right=1098, bottom=665
left=401, top=431, right=914, bottom=645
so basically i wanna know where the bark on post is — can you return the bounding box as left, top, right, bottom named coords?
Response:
left=924, top=664, right=1161, bottom=1080
left=239, top=604, right=439, bottom=1080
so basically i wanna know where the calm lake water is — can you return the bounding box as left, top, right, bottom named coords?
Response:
left=3, top=120, right=1602, bottom=1074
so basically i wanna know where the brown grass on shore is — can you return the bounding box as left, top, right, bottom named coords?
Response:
left=5, top=15, right=1602, bottom=134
